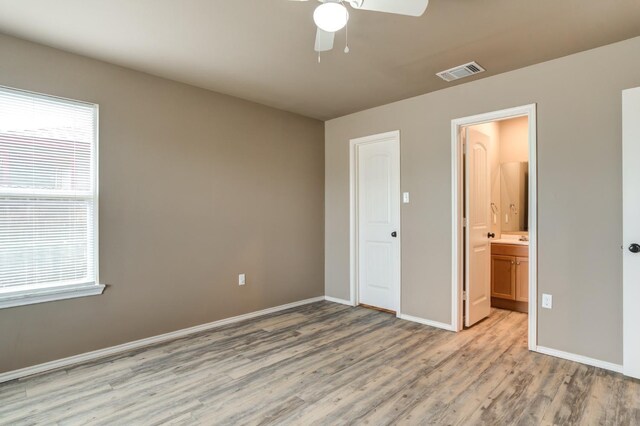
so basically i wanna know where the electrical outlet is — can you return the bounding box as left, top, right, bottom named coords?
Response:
left=402, top=192, right=410, bottom=204
left=542, top=293, right=552, bottom=309
left=238, top=274, right=246, bottom=286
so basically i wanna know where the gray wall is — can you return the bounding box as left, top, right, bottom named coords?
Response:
left=0, top=34, right=325, bottom=373
left=325, top=36, right=640, bottom=364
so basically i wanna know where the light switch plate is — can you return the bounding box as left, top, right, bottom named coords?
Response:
left=238, top=274, right=246, bottom=286
left=542, top=293, right=552, bottom=309
left=403, top=192, right=410, bottom=204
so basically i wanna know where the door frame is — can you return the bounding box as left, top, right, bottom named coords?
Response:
left=623, top=87, right=640, bottom=379
left=451, top=104, right=537, bottom=350
left=349, top=130, right=402, bottom=314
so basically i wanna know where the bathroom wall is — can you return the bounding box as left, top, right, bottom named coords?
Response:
left=499, top=116, right=529, bottom=163
left=498, top=116, right=529, bottom=234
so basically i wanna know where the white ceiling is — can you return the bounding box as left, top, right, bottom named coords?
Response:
left=1, top=0, right=639, bottom=120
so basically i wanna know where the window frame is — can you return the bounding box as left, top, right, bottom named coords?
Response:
left=0, top=86, right=104, bottom=309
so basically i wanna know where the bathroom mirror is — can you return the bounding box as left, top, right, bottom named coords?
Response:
left=500, top=161, right=528, bottom=232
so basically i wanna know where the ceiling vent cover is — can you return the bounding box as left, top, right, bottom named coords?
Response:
left=436, top=61, right=485, bottom=82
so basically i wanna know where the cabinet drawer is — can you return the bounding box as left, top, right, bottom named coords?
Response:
left=491, top=243, right=528, bottom=257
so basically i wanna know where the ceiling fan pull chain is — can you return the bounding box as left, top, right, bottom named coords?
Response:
left=344, top=16, right=350, bottom=53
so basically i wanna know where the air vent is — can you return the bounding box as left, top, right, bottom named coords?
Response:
left=436, top=61, right=485, bottom=82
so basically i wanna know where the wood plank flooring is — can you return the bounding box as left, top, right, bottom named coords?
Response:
left=1, top=301, right=639, bottom=425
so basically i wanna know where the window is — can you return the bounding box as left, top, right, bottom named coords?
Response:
left=0, top=86, right=103, bottom=308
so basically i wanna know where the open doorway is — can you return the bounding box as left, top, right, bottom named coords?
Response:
left=451, top=105, right=537, bottom=350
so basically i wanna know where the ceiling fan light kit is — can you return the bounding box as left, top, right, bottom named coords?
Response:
left=313, top=2, right=349, bottom=32
left=292, top=0, right=430, bottom=56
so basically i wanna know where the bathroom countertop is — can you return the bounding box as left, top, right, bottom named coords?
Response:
left=491, top=238, right=529, bottom=246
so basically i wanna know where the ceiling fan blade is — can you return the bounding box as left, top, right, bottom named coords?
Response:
left=350, top=0, right=428, bottom=16
left=314, top=28, right=335, bottom=52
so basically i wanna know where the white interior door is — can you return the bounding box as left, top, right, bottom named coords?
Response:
left=357, top=135, right=400, bottom=312
left=623, top=87, right=640, bottom=379
left=465, top=129, right=492, bottom=327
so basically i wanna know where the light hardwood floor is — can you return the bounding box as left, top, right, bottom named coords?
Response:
left=1, top=302, right=639, bottom=425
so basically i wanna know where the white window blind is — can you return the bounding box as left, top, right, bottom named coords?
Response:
left=0, top=86, right=102, bottom=307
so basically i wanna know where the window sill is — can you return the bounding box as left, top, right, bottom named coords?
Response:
left=0, top=282, right=105, bottom=309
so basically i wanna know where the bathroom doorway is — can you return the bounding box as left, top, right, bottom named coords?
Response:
left=451, top=105, right=537, bottom=350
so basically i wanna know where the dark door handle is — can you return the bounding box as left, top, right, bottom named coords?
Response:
left=488, top=233, right=495, bottom=239
left=391, top=231, right=397, bottom=238
left=630, top=243, right=640, bottom=253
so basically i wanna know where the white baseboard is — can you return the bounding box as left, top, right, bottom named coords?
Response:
left=6, top=296, right=624, bottom=384
left=324, top=295, right=354, bottom=306
left=398, top=313, right=456, bottom=332
left=535, top=345, right=623, bottom=374
left=0, top=296, right=325, bottom=384
left=324, top=299, right=457, bottom=333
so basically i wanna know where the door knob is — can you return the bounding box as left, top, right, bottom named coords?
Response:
left=630, top=243, right=640, bottom=253
left=488, top=232, right=495, bottom=239
left=391, top=231, right=397, bottom=238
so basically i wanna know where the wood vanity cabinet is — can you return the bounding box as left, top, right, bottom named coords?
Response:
left=515, top=257, right=529, bottom=303
left=491, top=255, right=515, bottom=300
left=491, top=243, right=529, bottom=313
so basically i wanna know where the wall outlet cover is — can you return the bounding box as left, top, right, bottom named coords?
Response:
left=239, top=274, right=246, bottom=286
left=542, top=293, right=552, bottom=309
left=403, top=192, right=410, bottom=204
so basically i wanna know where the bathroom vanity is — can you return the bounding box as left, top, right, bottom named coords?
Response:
left=491, top=237, right=529, bottom=313
left=490, top=160, right=530, bottom=313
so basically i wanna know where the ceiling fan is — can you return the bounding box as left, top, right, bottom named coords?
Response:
left=290, top=0, right=429, bottom=55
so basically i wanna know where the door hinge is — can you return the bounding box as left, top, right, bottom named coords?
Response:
left=463, top=217, right=468, bottom=228
left=463, top=291, right=467, bottom=301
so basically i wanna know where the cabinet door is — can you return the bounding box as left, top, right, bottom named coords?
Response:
left=491, top=255, right=515, bottom=300
left=515, top=257, right=529, bottom=302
